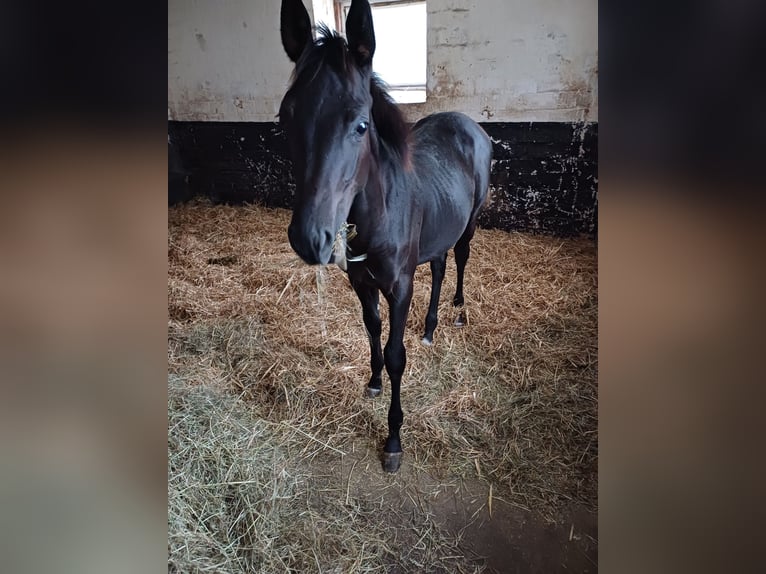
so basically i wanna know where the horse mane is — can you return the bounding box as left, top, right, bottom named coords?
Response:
left=369, top=74, right=410, bottom=163
left=290, top=24, right=410, bottom=162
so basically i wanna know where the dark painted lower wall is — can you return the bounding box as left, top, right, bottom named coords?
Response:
left=168, top=120, right=597, bottom=237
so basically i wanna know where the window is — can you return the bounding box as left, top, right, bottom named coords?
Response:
left=334, top=0, right=427, bottom=103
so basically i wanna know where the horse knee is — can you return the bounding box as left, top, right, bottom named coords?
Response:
left=383, top=342, right=406, bottom=377
left=363, top=316, right=381, bottom=340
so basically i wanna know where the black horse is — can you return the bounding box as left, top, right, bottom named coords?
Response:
left=279, top=0, right=492, bottom=472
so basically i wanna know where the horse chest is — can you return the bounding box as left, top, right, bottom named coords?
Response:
left=347, top=256, right=408, bottom=294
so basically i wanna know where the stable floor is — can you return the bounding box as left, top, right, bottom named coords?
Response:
left=168, top=199, right=597, bottom=573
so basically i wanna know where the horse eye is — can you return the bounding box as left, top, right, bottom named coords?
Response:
left=355, top=121, right=368, bottom=135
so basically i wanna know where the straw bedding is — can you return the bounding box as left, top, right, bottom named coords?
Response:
left=168, top=198, right=597, bottom=573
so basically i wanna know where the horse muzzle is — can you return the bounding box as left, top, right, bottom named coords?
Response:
left=288, top=221, right=335, bottom=265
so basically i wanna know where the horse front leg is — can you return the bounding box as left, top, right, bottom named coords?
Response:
left=351, top=280, right=384, bottom=398
left=381, top=277, right=414, bottom=473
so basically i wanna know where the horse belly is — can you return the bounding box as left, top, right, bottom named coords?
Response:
left=417, top=188, right=472, bottom=264
left=411, top=112, right=491, bottom=265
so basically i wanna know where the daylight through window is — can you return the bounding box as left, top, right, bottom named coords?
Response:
left=333, top=0, right=427, bottom=103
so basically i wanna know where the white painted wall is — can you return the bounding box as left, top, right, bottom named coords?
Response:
left=168, top=0, right=597, bottom=123
left=168, top=0, right=313, bottom=122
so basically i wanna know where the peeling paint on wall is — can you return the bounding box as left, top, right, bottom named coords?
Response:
left=168, top=120, right=597, bottom=237
left=479, top=122, right=597, bottom=235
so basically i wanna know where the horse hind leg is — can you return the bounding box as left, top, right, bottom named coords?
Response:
left=453, top=141, right=490, bottom=327
left=453, top=220, right=477, bottom=327
left=422, top=253, right=447, bottom=346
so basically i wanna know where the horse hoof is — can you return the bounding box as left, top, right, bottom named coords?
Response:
left=382, top=451, right=402, bottom=473
left=455, top=312, right=467, bottom=327
left=365, top=386, right=382, bottom=399
left=421, top=336, right=433, bottom=347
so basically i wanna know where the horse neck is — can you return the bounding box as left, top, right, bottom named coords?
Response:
left=349, top=140, right=406, bottom=246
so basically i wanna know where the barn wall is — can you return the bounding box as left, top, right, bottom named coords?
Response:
left=415, top=0, right=598, bottom=123
left=168, top=0, right=596, bottom=123
left=168, top=0, right=598, bottom=236
left=168, top=0, right=306, bottom=122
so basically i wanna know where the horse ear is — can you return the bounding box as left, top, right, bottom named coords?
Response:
left=346, top=0, right=376, bottom=67
left=281, top=0, right=313, bottom=62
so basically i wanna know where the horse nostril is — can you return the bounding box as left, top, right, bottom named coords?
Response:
left=287, top=222, right=334, bottom=265
left=323, top=230, right=334, bottom=250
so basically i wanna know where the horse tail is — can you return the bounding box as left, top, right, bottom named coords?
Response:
left=471, top=127, right=493, bottom=220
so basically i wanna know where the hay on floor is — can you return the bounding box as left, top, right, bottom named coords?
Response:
left=168, top=198, right=597, bottom=572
